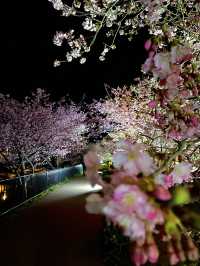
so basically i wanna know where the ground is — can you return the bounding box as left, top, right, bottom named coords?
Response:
left=0, top=176, right=104, bottom=266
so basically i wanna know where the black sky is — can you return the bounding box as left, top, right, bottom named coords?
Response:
left=0, top=1, right=147, bottom=102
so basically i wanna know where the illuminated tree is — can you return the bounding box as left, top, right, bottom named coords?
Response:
left=0, top=89, right=88, bottom=175
left=49, top=1, right=200, bottom=265
left=85, top=43, right=200, bottom=265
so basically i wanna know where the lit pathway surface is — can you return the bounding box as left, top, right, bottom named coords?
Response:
left=0, top=176, right=104, bottom=266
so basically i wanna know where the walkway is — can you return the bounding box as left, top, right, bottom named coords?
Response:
left=0, top=176, right=104, bottom=266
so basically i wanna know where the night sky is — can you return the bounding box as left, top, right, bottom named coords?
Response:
left=0, top=1, right=148, bottom=102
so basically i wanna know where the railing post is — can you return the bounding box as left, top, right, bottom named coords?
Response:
left=46, top=171, right=48, bottom=189
left=21, top=176, right=27, bottom=200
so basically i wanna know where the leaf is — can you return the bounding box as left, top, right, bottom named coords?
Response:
left=172, top=186, right=191, bottom=205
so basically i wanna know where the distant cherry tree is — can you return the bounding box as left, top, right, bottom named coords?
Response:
left=0, top=89, right=88, bottom=175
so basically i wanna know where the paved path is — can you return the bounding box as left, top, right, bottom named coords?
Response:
left=0, top=176, right=104, bottom=266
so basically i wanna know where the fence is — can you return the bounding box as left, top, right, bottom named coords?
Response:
left=0, top=164, right=83, bottom=215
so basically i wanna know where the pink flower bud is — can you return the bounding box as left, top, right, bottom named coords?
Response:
left=154, top=185, right=171, bottom=201
left=178, top=251, right=186, bottom=262
left=186, top=237, right=199, bottom=261
left=187, top=247, right=199, bottom=261
left=146, top=211, right=157, bottom=221
left=167, top=242, right=180, bottom=265
left=175, top=240, right=186, bottom=262
left=164, top=175, right=173, bottom=188
left=147, top=243, right=159, bottom=263
left=169, top=253, right=180, bottom=265
left=186, top=237, right=196, bottom=249
left=131, top=245, right=148, bottom=266
left=144, top=40, right=152, bottom=51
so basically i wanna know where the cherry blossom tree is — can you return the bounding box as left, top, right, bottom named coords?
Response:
left=84, top=44, right=200, bottom=265
left=0, top=89, right=88, bottom=175
left=89, top=86, right=157, bottom=149
left=49, top=0, right=200, bottom=265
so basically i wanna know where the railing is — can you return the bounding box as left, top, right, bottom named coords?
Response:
left=0, top=164, right=83, bottom=215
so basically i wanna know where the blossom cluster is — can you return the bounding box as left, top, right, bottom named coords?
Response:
left=89, top=76, right=200, bottom=179
left=142, top=42, right=200, bottom=140
left=89, top=87, right=157, bottom=148
left=84, top=140, right=199, bottom=265
left=49, top=0, right=200, bottom=65
left=83, top=38, right=200, bottom=266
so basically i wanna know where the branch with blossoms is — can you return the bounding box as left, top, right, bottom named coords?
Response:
left=83, top=25, right=200, bottom=266
left=88, top=83, right=200, bottom=169
left=154, top=138, right=200, bottom=178
left=83, top=43, right=200, bottom=265
left=49, top=0, right=200, bottom=65
left=84, top=141, right=200, bottom=266
left=142, top=41, right=200, bottom=140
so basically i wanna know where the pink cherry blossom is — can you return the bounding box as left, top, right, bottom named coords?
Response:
left=103, top=184, right=164, bottom=242
left=117, top=214, right=146, bottom=242
left=112, top=184, right=147, bottom=211
left=171, top=162, right=192, bottom=185
left=155, top=162, right=192, bottom=188
left=112, top=142, right=155, bottom=176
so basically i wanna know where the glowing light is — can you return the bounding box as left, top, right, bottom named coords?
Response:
left=75, top=183, right=102, bottom=193
left=45, top=180, right=103, bottom=202
left=91, top=184, right=102, bottom=191
left=0, top=184, right=5, bottom=193
left=2, top=192, right=7, bottom=201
